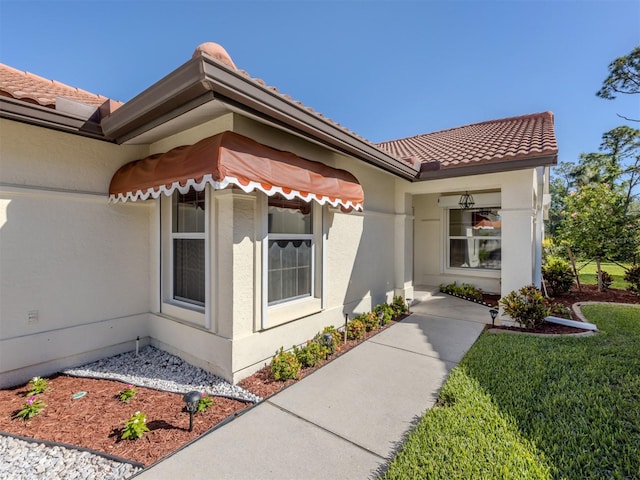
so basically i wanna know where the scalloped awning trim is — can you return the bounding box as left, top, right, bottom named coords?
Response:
left=109, top=131, right=363, bottom=212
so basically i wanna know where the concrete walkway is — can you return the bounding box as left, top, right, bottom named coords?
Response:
left=133, top=291, right=489, bottom=480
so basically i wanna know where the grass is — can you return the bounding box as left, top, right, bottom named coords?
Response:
left=381, top=304, right=640, bottom=479
left=576, top=261, right=630, bottom=290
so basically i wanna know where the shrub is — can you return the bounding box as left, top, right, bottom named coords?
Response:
left=373, top=303, right=394, bottom=326
left=357, top=312, right=379, bottom=332
left=270, top=347, right=301, bottom=381
left=499, top=285, right=551, bottom=329
left=392, top=296, right=408, bottom=317
left=542, top=256, right=575, bottom=295
left=320, top=325, right=342, bottom=348
left=598, top=271, right=613, bottom=290
left=624, top=264, right=640, bottom=294
left=439, top=282, right=483, bottom=302
left=294, top=341, right=326, bottom=368
left=346, top=319, right=365, bottom=340
left=121, top=411, right=150, bottom=440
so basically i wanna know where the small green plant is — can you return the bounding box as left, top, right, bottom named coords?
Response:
left=14, top=396, right=46, bottom=420
left=624, top=264, right=640, bottom=294
left=392, top=296, right=408, bottom=317
left=440, top=282, right=484, bottom=302
left=27, top=376, right=49, bottom=396
left=542, top=256, right=575, bottom=295
left=121, top=411, right=150, bottom=440
left=197, top=392, right=214, bottom=413
left=270, top=347, right=301, bottom=381
left=373, top=303, right=394, bottom=326
left=549, top=302, right=572, bottom=319
left=346, top=319, right=366, bottom=340
left=118, top=384, right=137, bottom=403
left=294, top=341, right=326, bottom=368
left=499, top=285, right=551, bottom=329
left=358, top=312, right=379, bottom=332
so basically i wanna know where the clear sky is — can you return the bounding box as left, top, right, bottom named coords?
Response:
left=1, top=0, right=638, bottom=166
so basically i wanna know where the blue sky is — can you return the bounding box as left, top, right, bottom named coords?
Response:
left=1, top=0, right=638, bottom=166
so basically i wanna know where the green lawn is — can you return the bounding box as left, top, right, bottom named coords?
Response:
left=576, top=261, right=630, bottom=290
left=381, top=304, right=640, bottom=480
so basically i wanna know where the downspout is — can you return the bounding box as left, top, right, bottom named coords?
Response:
left=533, top=167, right=545, bottom=287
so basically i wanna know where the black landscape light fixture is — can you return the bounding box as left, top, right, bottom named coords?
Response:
left=458, top=191, right=475, bottom=209
left=183, top=390, right=201, bottom=432
left=489, top=309, right=499, bottom=327
left=322, top=333, right=333, bottom=357
left=377, top=309, right=385, bottom=328
left=406, top=298, right=412, bottom=314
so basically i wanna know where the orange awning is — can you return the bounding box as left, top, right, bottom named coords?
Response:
left=109, top=131, right=363, bottom=211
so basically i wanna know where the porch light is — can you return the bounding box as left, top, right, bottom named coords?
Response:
left=458, top=191, right=475, bottom=209
left=489, top=309, right=499, bottom=327
left=183, top=390, right=201, bottom=432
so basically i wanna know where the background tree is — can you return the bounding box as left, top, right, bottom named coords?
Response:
left=596, top=46, right=639, bottom=121
left=558, top=183, right=639, bottom=291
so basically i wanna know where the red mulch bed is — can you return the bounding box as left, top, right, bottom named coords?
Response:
left=0, top=317, right=404, bottom=467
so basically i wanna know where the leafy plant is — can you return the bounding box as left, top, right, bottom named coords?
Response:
left=294, top=341, right=326, bottom=368
left=542, top=256, right=575, bottom=295
left=357, top=312, right=380, bottom=332
left=270, top=347, right=301, bottom=381
left=392, top=296, right=408, bottom=317
left=346, top=319, right=365, bottom=340
left=624, top=264, right=640, bottom=294
left=13, top=396, right=46, bottom=420
left=27, top=376, right=49, bottom=396
left=599, top=271, right=614, bottom=290
left=499, top=285, right=551, bottom=329
left=118, top=384, right=137, bottom=403
left=373, top=303, right=394, bottom=326
left=439, top=282, right=483, bottom=302
left=197, top=393, right=214, bottom=413
left=121, top=411, right=150, bottom=440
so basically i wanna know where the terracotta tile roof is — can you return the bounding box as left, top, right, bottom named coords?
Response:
left=376, top=112, right=558, bottom=170
left=0, top=63, right=122, bottom=109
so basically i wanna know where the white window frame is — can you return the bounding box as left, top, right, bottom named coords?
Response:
left=439, top=192, right=501, bottom=279
left=160, top=187, right=211, bottom=327
left=261, top=195, right=323, bottom=329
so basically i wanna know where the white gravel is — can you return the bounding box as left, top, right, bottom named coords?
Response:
left=2, top=345, right=262, bottom=479
left=63, top=345, right=261, bottom=403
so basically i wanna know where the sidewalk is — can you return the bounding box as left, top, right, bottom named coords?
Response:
left=133, top=291, right=489, bottom=480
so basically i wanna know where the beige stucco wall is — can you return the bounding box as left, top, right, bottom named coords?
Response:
left=404, top=169, right=538, bottom=297
left=0, top=120, right=151, bottom=387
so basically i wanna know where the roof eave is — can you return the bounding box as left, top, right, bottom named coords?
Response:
left=101, top=55, right=419, bottom=179
left=417, top=153, right=558, bottom=180
left=0, top=97, right=107, bottom=140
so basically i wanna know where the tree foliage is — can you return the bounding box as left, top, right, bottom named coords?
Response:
left=557, top=183, right=639, bottom=289
left=596, top=46, right=640, bottom=121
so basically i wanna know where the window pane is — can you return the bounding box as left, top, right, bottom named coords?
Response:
left=173, top=239, right=205, bottom=305
left=268, top=196, right=312, bottom=234
left=450, top=239, right=501, bottom=270
left=268, top=239, right=312, bottom=303
left=449, top=208, right=501, bottom=237
left=173, top=190, right=205, bottom=233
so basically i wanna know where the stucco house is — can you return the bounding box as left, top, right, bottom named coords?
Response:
left=0, top=43, right=557, bottom=387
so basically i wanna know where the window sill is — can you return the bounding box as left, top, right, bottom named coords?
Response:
left=264, top=297, right=322, bottom=329
left=444, top=268, right=501, bottom=279
left=161, top=301, right=206, bottom=327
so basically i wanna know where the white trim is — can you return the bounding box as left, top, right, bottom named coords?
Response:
left=0, top=183, right=120, bottom=204
left=110, top=173, right=363, bottom=212
left=438, top=192, right=501, bottom=208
